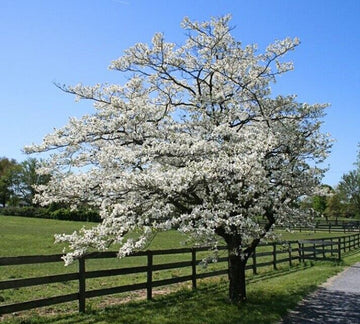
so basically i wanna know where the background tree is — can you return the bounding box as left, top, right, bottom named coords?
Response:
left=11, top=158, right=50, bottom=206
left=337, top=147, right=360, bottom=219
left=312, top=195, right=327, bottom=214
left=25, top=15, right=331, bottom=302
left=303, top=184, right=333, bottom=221
left=324, top=192, right=344, bottom=224
left=0, top=157, right=18, bottom=207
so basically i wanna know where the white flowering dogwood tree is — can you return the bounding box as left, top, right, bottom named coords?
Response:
left=26, top=15, right=331, bottom=302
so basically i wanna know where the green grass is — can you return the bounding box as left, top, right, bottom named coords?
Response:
left=0, top=215, right=188, bottom=256
left=0, top=215, right=359, bottom=323
left=0, top=215, right=351, bottom=257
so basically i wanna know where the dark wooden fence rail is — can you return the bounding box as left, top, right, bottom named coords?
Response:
left=297, top=220, right=360, bottom=233
left=257, top=220, right=360, bottom=233
left=1, top=233, right=359, bottom=315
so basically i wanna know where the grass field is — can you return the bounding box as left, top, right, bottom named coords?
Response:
left=0, top=215, right=359, bottom=323
left=0, top=215, right=350, bottom=256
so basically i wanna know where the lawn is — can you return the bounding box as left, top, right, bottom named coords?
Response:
left=0, top=215, right=188, bottom=256
left=0, top=215, right=359, bottom=323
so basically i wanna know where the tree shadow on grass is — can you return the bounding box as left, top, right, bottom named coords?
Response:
left=9, top=281, right=319, bottom=324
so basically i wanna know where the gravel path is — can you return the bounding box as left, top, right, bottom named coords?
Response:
left=280, top=262, right=360, bottom=323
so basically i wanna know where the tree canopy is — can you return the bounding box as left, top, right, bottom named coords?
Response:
left=25, top=15, right=331, bottom=302
left=337, top=146, right=360, bottom=218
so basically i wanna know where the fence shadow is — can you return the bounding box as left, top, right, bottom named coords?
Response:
left=5, top=280, right=311, bottom=324
left=247, top=263, right=313, bottom=284
left=3, top=265, right=359, bottom=324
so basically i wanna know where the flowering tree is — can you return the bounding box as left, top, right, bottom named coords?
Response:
left=25, top=15, right=331, bottom=302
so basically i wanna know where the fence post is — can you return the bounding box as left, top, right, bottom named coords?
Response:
left=78, top=257, right=86, bottom=313
left=147, top=250, right=153, bottom=300
left=191, top=248, right=197, bottom=290
left=322, top=240, right=325, bottom=258
left=354, top=234, right=357, bottom=249
left=349, top=236, right=352, bottom=250
left=345, top=236, right=348, bottom=250
left=330, top=238, right=334, bottom=256
left=354, top=234, right=356, bottom=249
left=273, top=243, right=277, bottom=270
left=252, top=248, right=257, bottom=275
left=298, top=242, right=302, bottom=263
left=288, top=242, right=292, bottom=267
left=338, top=238, right=341, bottom=261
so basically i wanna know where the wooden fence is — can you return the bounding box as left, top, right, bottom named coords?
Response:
left=297, top=222, right=360, bottom=233
left=1, top=233, right=359, bottom=316
left=260, top=220, right=360, bottom=233
left=299, top=233, right=360, bottom=261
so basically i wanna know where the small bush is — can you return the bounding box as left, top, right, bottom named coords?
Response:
left=0, top=206, right=100, bottom=222
left=0, top=206, right=48, bottom=218
left=50, top=208, right=100, bottom=222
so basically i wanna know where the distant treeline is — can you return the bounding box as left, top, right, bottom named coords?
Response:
left=0, top=206, right=100, bottom=222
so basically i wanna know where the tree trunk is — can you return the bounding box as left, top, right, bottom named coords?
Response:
left=215, top=228, right=251, bottom=303
left=228, top=251, right=247, bottom=303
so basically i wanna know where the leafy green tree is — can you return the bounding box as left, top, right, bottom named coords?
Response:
left=300, top=185, right=332, bottom=220
left=337, top=147, right=360, bottom=219
left=312, top=185, right=333, bottom=220
left=312, top=195, right=327, bottom=213
left=11, top=158, right=50, bottom=206
left=0, top=157, right=18, bottom=207
left=338, top=170, right=360, bottom=218
left=324, top=192, right=344, bottom=223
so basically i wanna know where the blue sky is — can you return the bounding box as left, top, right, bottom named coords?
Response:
left=0, top=0, right=359, bottom=187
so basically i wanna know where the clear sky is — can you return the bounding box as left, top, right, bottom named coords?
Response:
left=0, top=0, right=359, bottom=187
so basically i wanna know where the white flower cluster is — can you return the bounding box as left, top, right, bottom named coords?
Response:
left=25, top=15, right=331, bottom=264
